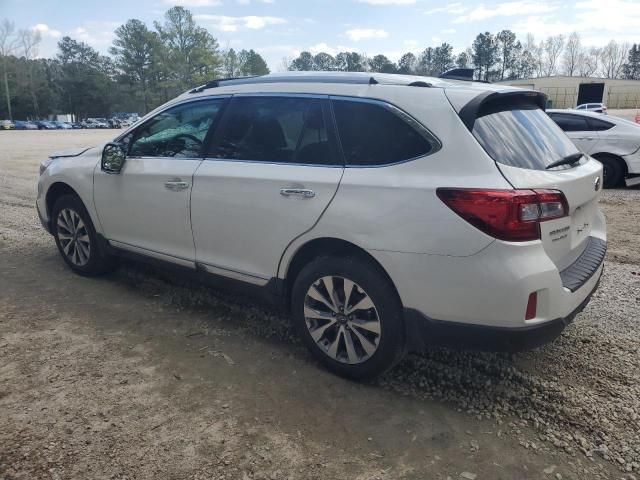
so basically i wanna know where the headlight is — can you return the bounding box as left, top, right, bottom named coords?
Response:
left=39, top=157, right=55, bottom=175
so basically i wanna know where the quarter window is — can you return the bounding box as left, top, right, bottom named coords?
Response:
left=129, top=99, right=224, bottom=158
left=208, top=96, right=334, bottom=165
left=588, top=117, right=614, bottom=131
left=548, top=113, right=589, bottom=132
left=332, top=99, right=434, bottom=166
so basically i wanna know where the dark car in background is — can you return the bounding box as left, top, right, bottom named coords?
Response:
left=52, top=121, right=72, bottom=129
left=35, top=120, right=57, bottom=130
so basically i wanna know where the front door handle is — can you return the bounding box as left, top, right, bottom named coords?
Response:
left=164, top=179, right=190, bottom=191
left=280, top=188, right=315, bottom=198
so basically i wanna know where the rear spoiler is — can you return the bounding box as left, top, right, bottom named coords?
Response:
left=458, top=90, right=547, bottom=131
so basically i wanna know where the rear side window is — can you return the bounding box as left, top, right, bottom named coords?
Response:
left=332, top=99, right=436, bottom=166
left=588, top=117, right=614, bottom=131
left=207, top=96, right=335, bottom=165
left=472, top=106, right=580, bottom=170
left=548, top=113, right=589, bottom=132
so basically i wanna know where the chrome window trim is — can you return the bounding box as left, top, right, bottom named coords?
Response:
left=329, top=95, right=443, bottom=168
left=231, top=92, right=329, bottom=99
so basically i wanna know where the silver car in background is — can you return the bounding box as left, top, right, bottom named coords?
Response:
left=575, top=103, right=607, bottom=114
left=547, top=108, right=640, bottom=188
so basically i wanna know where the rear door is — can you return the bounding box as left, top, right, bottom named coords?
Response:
left=547, top=112, right=600, bottom=154
left=190, top=94, right=343, bottom=284
left=471, top=103, right=604, bottom=271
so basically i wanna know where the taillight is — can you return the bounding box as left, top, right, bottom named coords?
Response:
left=436, top=188, right=568, bottom=242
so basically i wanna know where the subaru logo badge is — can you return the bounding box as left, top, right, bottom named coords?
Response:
left=594, top=176, right=600, bottom=191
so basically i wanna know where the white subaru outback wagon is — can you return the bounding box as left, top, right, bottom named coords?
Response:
left=37, top=72, right=606, bottom=379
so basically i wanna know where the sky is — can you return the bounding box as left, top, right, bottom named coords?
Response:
left=1, top=0, right=639, bottom=71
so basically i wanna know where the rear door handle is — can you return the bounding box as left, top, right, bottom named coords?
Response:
left=164, top=179, right=190, bottom=191
left=280, top=188, right=315, bottom=198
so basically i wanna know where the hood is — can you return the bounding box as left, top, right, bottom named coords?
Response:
left=49, top=146, right=94, bottom=159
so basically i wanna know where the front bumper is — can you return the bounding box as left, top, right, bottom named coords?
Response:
left=404, top=266, right=602, bottom=352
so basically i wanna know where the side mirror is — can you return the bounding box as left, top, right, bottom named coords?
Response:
left=101, top=142, right=126, bottom=174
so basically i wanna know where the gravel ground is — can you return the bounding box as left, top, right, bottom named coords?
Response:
left=1, top=130, right=639, bottom=479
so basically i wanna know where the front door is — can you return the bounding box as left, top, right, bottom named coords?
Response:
left=191, top=95, right=344, bottom=283
left=94, top=98, right=226, bottom=264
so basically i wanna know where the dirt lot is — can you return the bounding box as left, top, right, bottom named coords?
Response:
left=0, top=130, right=639, bottom=480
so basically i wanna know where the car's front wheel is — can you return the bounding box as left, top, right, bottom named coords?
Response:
left=51, top=194, right=114, bottom=276
left=291, top=255, right=406, bottom=380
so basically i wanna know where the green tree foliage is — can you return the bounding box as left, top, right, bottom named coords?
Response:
left=222, top=48, right=270, bottom=76
left=335, top=52, right=365, bottom=72
left=57, top=36, right=115, bottom=119
left=290, top=51, right=315, bottom=71
left=432, top=43, right=454, bottom=75
left=397, top=52, right=417, bottom=74
left=2, top=12, right=637, bottom=121
left=496, top=30, right=521, bottom=80
left=313, top=52, right=336, bottom=71
left=154, top=6, right=222, bottom=92
left=110, top=19, right=162, bottom=113
left=368, top=54, right=397, bottom=73
left=472, top=32, right=499, bottom=81
left=456, top=51, right=470, bottom=69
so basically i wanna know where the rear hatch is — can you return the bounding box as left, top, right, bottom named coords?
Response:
left=459, top=90, right=603, bottom=271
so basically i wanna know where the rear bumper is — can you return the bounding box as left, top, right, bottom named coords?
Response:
left=404, top=266, right=602, bottom=352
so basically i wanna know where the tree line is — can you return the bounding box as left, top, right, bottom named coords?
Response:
left=0, top=7, right=269, bottom=120
left=287, top=31, right=640, bottom=83
left=1, top=9, right=640, bottom=121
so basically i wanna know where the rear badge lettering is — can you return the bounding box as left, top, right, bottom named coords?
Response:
left=549, top=225, right=570, bottom=241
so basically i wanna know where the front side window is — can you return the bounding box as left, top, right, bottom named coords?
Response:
left=332, top=99, right=435, bottom=166
left=129, top=99, right=224, bottom=158
left=548, top=113, right=590, bottom=132
left=208, top=96, right=335, bottom=165
left=473, top=106, right=580, bottom=170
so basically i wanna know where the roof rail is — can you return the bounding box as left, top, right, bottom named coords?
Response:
left=189, top=76, right=260, bottom=93
left=188, top=73, right=381, bottom=93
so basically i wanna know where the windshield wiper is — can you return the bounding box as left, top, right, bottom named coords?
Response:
left=546, top=152, right=583, bottom=170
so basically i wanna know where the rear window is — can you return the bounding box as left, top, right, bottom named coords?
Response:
left=332, top=99, right=437, bottom=166
left=472, top=106, right=580, bottom=170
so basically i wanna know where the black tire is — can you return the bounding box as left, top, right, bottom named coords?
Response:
left=596, top=155, right=624, bottom=188
left=51, top=194, right=114, bottom=276
left=291, top=255, right=406, bottom=380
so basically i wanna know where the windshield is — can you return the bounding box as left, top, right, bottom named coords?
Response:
left=472, top=106, right=581, bottom=170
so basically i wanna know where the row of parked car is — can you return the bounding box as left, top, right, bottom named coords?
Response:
left=0, top=118, right=135, bottom=130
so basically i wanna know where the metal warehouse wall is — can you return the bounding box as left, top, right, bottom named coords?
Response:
left=496, top=77, right=640, bottom=109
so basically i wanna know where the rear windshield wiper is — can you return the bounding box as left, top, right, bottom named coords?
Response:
left=546, top=152, right=583, bottom=170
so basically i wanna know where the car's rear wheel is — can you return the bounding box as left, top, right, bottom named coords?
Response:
left=52, top=194, right=114, bottom=276
left=596, top=154, right=624, bottom=188
left=291, top=255, right=405, bottom=380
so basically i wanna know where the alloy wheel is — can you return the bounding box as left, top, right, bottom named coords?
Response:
left=304, top=276, right=381, bottom=364
left=57, top=208, right=91, bottom=267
